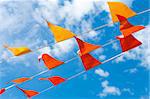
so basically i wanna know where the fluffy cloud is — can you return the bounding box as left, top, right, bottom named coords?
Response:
left=98, top=80, right=121, bottom=97
left=95, top=68, right=109, bottom=77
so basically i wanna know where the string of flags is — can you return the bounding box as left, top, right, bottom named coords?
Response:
left=0, top=2, right=149, bottom=98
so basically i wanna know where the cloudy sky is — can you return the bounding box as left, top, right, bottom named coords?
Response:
left=0, top=0, right=149, bottom=99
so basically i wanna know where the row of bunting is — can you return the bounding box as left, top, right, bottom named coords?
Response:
left=0, top=2, right=148, bottom=98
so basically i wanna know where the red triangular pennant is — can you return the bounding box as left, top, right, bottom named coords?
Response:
left=74, top=37, right=100, bottom=56
left=38, top=54, right=64, bottom=70
left=116, top=15, right=145, bottom=37
left=0, top=88, right=5, bottom=95
left=117, top=35, right=142, bottom=52
left=16, top=86, right=39, bottom=98
left=39, top=76, right=65, bottom=86
left=80, top=53, right=101, bottom=71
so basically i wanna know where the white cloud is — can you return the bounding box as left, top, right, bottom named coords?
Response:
left=95, top=68, right=109, bottom=77
left=124, top=68, right=138, bottom=74
left=114, top=25, right=150, bottom=69
left=98, top=80, right=121, bottom=97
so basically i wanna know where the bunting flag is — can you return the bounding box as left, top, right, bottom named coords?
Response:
left=116, top=15, right=145, bottom=37
left=107, top=2, right=136, bottom=22
left=116, top=35, right=142, bottom=52
left=39, top=76, right=65, bottom=86
left=0, top=88, right=5, bottom=95
left=47, top=21, right=76, bottom=42
left=38, top=54, right=64, bottom=70
left=79, top=53, right=101, bottom=71
left=3, top=44, right=32, bottom=56
left=6, top=77, right=31, bottom=84
left=74, top=37, right=100, bottom=56
left=16, top=86, right=39, bottom=98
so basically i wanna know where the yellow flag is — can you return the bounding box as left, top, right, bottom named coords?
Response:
left=107, top=2, right=136, bottom=22
left=4, top=44, right=32, bottom=56
left=47, top=21, right=76, bottom=42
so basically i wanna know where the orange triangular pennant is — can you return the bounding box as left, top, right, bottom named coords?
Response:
left=16, top=86, right=39, bottom=98
left=117, top=35, right=142, bottom=52
left=6, top=77, right=31, bottom=84
left=47, top=21, right=76, bottom=42
left=75, top=37, right=100, bottom=56
left=79, top=53, right=101, bottom=71
left=38, top=54, right=64, bottom=70
left=39, top=76, right=65, bottom=86
left=116, top=15, right=145, bottom=37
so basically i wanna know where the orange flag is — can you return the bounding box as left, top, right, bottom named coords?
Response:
left=75, top=37, right=100, bottom=56
left=39, top=76, right=65, bottom=86
left=107, top=2, right=136, bottom=22
left=116, top=35, right=142, bottom=52
left=47, top=21, right=76, bottom=42
left=0, top=88, right=5, bottom=95
left=79, top=53, right=101, bottom=71
left=116, top=15, right=145, bottom=37
left=16, top=86, right=39, bottom=98
left=3, top=44, right=32, bottom=56
left=6, top=77, right=31, bottom=84
left=38, top=54, right=64, bottom=70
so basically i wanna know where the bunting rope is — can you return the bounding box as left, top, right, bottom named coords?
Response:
left=34, top=52, right=126, bottom=97
left=3, top=38, right=118, bottom=91
left=0, top=9, right=149, bottom=64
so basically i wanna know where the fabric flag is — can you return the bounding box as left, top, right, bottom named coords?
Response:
left=38, top=54, right=64, bottom=70
left=6, top=77, right=31, bottom=84
left=75, top=37, right=100, bottom=56
left=116, top=15, right=145, bottom=37
left=16, top=86, right=39, bottom=98
left=116, top=35, right=142, bottom=52
left=3, top=44, right=32, bottom=56
left=39, top=76, right=65, bottom=86
left=47, top=21, right=76, bottom=42
left=79, top=53, right=101, bottom=71
left=0, top=88, right=5, bottom=95
left=107, top=2, right=136, bottom=22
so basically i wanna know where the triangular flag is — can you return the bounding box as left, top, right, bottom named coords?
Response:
left=6, top=77, right=31, bottom=84
left=79, top=53, right=101, bottom=71
left=16, top=86, right=39, bottom=98
left=75, top=37, right=100, bottom=56
left=47, top=21, right=76, bottom=42
left=116, top=35, right=142, bottom=52
left=107, top=2, right=136, bottom=22
left=38, top=54, right=64, bottom=70
left=39, top=76, right=65, bottom=86
left=3, top=44, right=32, bottom=56
left=116, top=15, right=145, bottom=37
left=0, top=88, right=5, bottom=95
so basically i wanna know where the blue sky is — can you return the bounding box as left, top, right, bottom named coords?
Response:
left=0, top=0, right=149, bottom=99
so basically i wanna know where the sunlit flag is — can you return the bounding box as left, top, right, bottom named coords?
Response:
left=116, top=35, right=142, bottom=52
left=38, top=54, right=64, bottom=70
left=79, top=53, right=101, bottom=71
left=75, top=37, right=100, bottom=56
left=107, top=2, right=136, bottom=22
left=3, top=44, right=32, bottom=56
left=6, top=77, right=31, bottom=84
left=16, top=86, right=39, bottom=99
left=39, top=76, right=65, bottom=86
left=116, top=14, right=145, bottom=37
left=47, top=21, right=76, bottom=42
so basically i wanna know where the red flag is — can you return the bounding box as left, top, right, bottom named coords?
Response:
left=74, top=37, right=100, bottom=56
left=39, top=76, right=65, bottom=86
left=116, top=15, right=145, bottom=37
left=117, top=35, right=142, bottom=52
left=38, top=54, right=64, bottom=70
left=6, top=77, right=31, bottom=84
left=16, top=86, right=39, bottom=98
left=0, top=88, right=5, bottom=95
left=79, top=53, right=101, bottom=71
